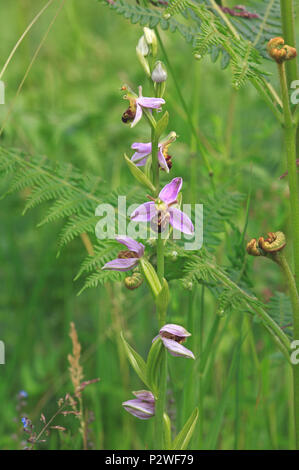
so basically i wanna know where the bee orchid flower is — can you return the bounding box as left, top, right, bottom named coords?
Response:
left=131, top=131, right=177, bottom=173
left=130, top=177, right=194, bottom=235
left=155, top=324, right=195, bottom=359
left=122, top=85, right=165, bottom=128
left=122, top=390, right=155, bottom=419
left=101, top=236, right=144, bottom=272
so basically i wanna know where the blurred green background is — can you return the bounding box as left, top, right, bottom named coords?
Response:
left=0, top=0, right=297, bottom=449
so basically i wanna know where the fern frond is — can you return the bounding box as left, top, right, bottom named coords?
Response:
left=78, top=270, right=126, bottom=295
left=267, top=292, right=293, bottom=336
left=0, top=146, right=140, bottom=292
left=57, top=214, right=99, bottom=251
left=74, top=241, right=120, bottom=280
left=104, top=0, right=197, bottom=44
left=164, top=0, right=189, bottom=17
left=201, top=189, right=245, bottom=250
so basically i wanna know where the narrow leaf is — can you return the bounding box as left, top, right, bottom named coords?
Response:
left=155, top=111, right=169, bottom=139
left=172, top=407, right=199, bottom=450
left=156, top=278, right=170, bottom=317
left=146, top=337, right=163, bottom=396
left=124, top=154, right=155, bottom=193
left=120, top=332, right=148, bottom=386
left=140, top=258, right=162, bottom=298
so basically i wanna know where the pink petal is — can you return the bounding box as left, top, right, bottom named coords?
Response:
left=122, top=399, right=155, bottom=419
left=138, top=96, right=165, bottom=109
left=102, top=258, right=139, bottom=271
left=130, top=201, right=156, bottom=222
left=131, top=152, right=150, bottom=166
left=131, top=104, right=143, bottom=128
left=115, top=236, right=144, bottom=257
left=161, top=337, right=195, bottom=359
left=160, top=323, right=191, bottom=339
left=132, top=390, right=155, bottom=403
left=131, top=142, right=152, bottom=153
left=169, top=207, right=194, bottom=235
left=159, top=177, right=182, bottom=204
left=131, top=143, right=152, bottom=166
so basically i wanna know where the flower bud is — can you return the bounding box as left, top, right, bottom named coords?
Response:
left=143, top=27, right=157, bottom=57
left=136, top=35, right=150, bottom=77
left=136, top=35, right=149, bottom=57
left=151, top=61, right=168, bottom=83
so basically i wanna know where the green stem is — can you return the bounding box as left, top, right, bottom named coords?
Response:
left=150, top=103, right=167, bottom=449
left=157, top=233, right=164, bottom=287
left=274, top=252, right=299, bottom=315
left=277, top=56, right=299, bottom=448
left=280, top=0, right=298, bottom=88
left=155, top=349, right=168, bottom=449
left=277, top=63, right=299, bottom=294
left=274, top=251, right=299, bottom=448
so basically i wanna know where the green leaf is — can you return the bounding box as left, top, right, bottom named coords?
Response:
left=172, top=407, right=199, bottom=450
left=146, top=337, right=163, bottom=397
left=124, top=154, right=156, bottom=193
left=120, top=332, right=148, bottom=387
left=163, top=413, right=172, bottom=450
left=156, top=277, right=170, bottom=317
left=155, top=111, right=169, bottom=139
left=140, top=258, right=162, bottom=298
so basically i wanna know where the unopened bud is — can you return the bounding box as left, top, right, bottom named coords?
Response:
left=151, top=61, right=168, bottom=83
left=136, top=35, right=149, bottom=57
left=143, top=27, right=157, bottom=57
left=136, top=35, right=151, bottom=77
